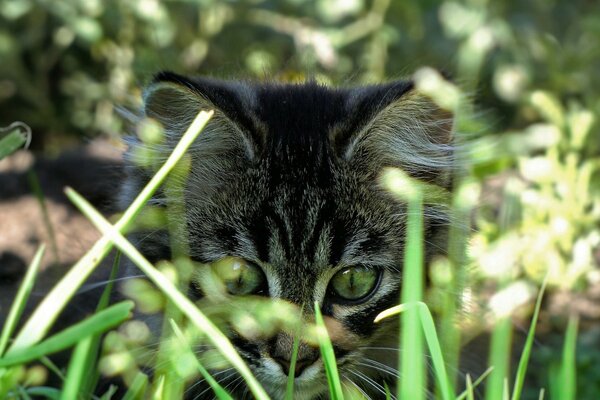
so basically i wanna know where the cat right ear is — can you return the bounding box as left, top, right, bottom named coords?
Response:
left=334, top=81, right=455, bottom=188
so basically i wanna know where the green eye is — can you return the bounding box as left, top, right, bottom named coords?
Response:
left=211, top=257, right=266, bottom=295
left=329, top=266, right=380, bottom=302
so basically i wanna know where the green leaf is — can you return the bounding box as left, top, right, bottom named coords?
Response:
left=0, top=301, right=133, bottom=368
left=0, top=122, right=31, bottom=160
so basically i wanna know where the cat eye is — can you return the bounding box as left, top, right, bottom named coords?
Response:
left=210, top=257, right=266, bottom=295
left=328, top=266, right=380, bottom=302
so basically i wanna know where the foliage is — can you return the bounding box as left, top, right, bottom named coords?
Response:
left=1, top=0, right=600, bottom=399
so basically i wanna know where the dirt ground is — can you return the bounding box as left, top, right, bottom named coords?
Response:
left=0, top=140, right=124, bottom=325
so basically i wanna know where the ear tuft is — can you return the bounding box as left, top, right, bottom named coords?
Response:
left=143, top=81, right=206, bottom=135
left=339, top=86, right=455, bottom=187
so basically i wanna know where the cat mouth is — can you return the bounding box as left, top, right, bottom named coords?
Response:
left=257, top=361, right=329, bottom=399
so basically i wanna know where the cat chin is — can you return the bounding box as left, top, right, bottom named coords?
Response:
left=263, top=382, right=328, bottom=400
left=256, top=361, right=328, bottom=400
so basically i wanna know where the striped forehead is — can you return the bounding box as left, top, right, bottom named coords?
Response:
left=265, top=186, right=332, bottom=268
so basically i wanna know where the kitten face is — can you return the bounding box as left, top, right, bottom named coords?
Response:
left=121, top=72, right=453, bottom=399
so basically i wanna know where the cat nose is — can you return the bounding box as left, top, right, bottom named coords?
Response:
left=273, top=351, right=319, bottom=377
left=270, top=333, right=319, bottom=377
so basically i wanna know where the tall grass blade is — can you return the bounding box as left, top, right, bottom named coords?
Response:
left=60, top=335, right=94, bottom=400
left=485, top=317, right=513, bottom=400
left=0, top=245, right=45, bottom=356
left=558, top=316, right=578, bottom=400
left=66, top=187, right=270, bottom=400
left=314, top=303, right=344, bottom=400
left=374, top=302, right=452, bottom=400
left=284, top=334, right=300, bottom=400
left=8, top=110, right=213, bottom=352
left=0, top=301, right=133, bottom=368
left=79, top=252, right=122, bottom=398
left=400, top=197, right=424, bottom=400
left=510, top=276, right=548, bottom=400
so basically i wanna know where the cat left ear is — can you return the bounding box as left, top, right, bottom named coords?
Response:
left=336, top=83, right=454, bottom=186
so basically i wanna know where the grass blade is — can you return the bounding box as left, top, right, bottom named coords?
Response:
left=8, top=110, right=213, bottom=353
left=383, top=169, right=426, bottom=400
left=314, top=303, right=344, bottom=400
left=465, top=374, right=474, bottom=400
left=169, top=319, right=233, bottom=400
left=558, top=316, right=578, bottom=400
left=25, top=387, right=61, bottom=399
left=122, top=372, right=149, bottom=400
left=284, top=335, right=300, bottom=400
left=455, top=367, right=494, bottom=400
left=510, top=276, right=548, bottom=400
left=0, top=301, right=133, bottom=368
left=79, top=252, right=122, bottom=398
left=415, top=303, right=453, bottom=400
left=60, top=335, right=94, bottom=400
left=485, top=317, right=513, bottom=400
left=400, top=198, right=424, bottom=400
left=0, top=245, right=45, bottom=356
left=60, top=254, right=121, bottom=400
left=65, top=187, right=270, bottom=400
left=375, top=302, right=453, bottom=400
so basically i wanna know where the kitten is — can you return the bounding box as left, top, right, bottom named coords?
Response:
left=119, top=72, right=454, bottom=399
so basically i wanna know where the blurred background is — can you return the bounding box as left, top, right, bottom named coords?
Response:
left=0, top=0, right=599, bottom=398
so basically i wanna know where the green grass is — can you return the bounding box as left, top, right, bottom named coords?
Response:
left=0, top=246, right=45, bottom=357
left=0, top=123, right=31, bottom=160
left=0, top=108, right=582, bottom=399
left=314, top=304, right=344, bottom=400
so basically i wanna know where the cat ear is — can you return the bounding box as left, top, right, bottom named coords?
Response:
left=143, top=79, right=207, bottom=135
left=336, top=83, right=454, bottom=186
left=119, top=73, right=262, bottom=210
left=142, top=72, right=262, bottom=160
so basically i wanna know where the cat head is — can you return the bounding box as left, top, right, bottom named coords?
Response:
left=121, top=72, right=454, bottom=398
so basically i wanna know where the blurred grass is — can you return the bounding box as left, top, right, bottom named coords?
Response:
left=1, top=0, right=599, bottom=399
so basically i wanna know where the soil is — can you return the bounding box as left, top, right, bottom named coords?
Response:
left=0, top=139, right=125, bottom=326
